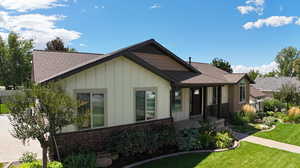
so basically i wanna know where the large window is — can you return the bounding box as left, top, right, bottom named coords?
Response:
left=240, top=83, right=246, bottom=102
left=77, top=92, right=105, bottom=129
left=136, top=89, right=156, bottom=121
left=172, top=89, right=182, bottom=113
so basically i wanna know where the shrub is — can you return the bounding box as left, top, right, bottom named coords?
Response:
left=215, top=131, right=234, bottom=149
left=262, top=116, right=277, bottom=126
left=273, top=112, right=289, bottom=122
left=287, top=107, right=300, bottom=123
left=177, top=128, right=203, bottom=151
left=263, top=99, right=285, bottom=112
left=19, top=152, right=37, bottom=163
left=231, top=112, right=247, bottom=126
left=63, top=152, right=96, bottom=168
left=18, top=161, right=63, bottom=168
left=106, top=124, right=177, bottom=157
left=241, top=104, right=256, bottom=122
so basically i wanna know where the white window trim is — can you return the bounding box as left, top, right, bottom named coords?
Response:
left=173, top=89, right=183, bottom=113
left=134, top=87, right=158, bottom=122
left=74, top=89, right=107, bottom=130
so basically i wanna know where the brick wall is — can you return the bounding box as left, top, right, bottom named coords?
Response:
left=51, top=118, right=173, bottom=159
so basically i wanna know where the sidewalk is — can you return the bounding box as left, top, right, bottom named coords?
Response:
left=234, top=132, right=300, bottom=154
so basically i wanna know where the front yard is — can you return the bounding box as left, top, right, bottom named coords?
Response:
left=254, top=123, right=300, bottom=146
left=0, top=104, right=9, bottom=114
left=137, top=142, right=300, bottom=168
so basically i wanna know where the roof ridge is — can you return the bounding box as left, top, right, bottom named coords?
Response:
left=33, top=50, right=104, bottom=55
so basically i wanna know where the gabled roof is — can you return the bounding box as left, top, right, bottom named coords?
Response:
left=33, top=39, right=199, bottom=84
left=253, top=77, right=300, bottom=92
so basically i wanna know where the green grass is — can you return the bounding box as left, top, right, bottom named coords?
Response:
left=254, top=123, right=300, bottom=146
left=0, top=163, right=3, bottom=168
left=0, top=104, right=9, bottom=114
left=230, top=124, right=259, bottom=134
left=137, top=142, right=300, bottom=168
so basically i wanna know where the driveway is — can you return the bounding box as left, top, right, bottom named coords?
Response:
left=0, top=114, right=41, bottom=162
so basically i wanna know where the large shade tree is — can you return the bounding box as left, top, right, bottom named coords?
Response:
left=7, top=83, right=76, bottom=168
left=211, top=58, right=233, bottom=73
left=275, top=47, right=300, bottom=77
left=273, top=84, right=300, bottom=109
left=46, top=37, right=76, bottom=52
left=0, top=32, right=33, bottom=88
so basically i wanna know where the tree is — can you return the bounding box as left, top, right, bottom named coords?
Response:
left=211, top=58, right=233, bottom=73
left=248, top=70, right=261, bottom=81
left=0, top=32, right=33, bottom=88
left=273, top=84, right=300, bottom=108
left=293, top=58, right=300, bottom=80
left=7, top=83, right=76, bottom=168
left=275, top=47, right=300, bottom=77
left=46, top=37, right=76, bottom=52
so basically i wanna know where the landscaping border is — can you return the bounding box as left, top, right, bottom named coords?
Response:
left=123, top=141, right=240, bottom=168
left=259, top=125, right=276, bottom=132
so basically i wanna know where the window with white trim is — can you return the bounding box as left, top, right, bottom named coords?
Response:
left=135, top=89, right=156, bottom=121
left=172, top=89, right=182, bottom=113
left=77, top=92, right=105, bottom=129
left=239, top=82, right=246, bottom=102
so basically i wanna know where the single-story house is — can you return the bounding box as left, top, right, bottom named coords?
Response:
left=32, top=39, right=253, bottom=156
left=249, top=85, right=266, bottom=111
left=253, top=77, right=300, bottom=98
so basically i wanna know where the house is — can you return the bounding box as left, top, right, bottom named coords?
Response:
left=32, top=39, right=253, bottom=156
left=253, top=77, right=300, bottom=98
left=249, top=85, right=266, bottom=111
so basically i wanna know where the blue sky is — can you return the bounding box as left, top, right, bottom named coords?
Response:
left=0, top=0, right=299, bottom=73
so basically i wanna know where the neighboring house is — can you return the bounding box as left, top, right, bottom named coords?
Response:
left=253, top=77, right=300, bottom=98
left=32, top=39, right=253, bottom=156
left=249, top=85, right=266, bottom=111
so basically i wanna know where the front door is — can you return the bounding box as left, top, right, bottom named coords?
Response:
left=191, top=88, right=202, bottom=116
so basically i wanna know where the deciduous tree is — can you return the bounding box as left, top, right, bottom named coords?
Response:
left=211, top=58, right=233, bottom=73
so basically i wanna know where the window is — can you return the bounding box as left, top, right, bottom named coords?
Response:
left=172, top=89, right=182, bottom=113
left=77, top=92, right=105, bottom=129
left=212, top=87, right=218, bottom=105
left=240, top=83, right=246, bottom=102
left=136, top=89, right=156, bottom=121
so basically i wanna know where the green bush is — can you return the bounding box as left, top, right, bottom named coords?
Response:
left=19, top=152, right=37, bottom=163
left=63, top=152, right=96, bottom=168
left=18, top=161, right=63, bottom=168
left=262, top=116, right=277, bottom=126
left=231, top=112, right=247, bottom=126
left=177, top=128, right=203, bottom=151
left=263, top=99, right=285, bottom=112
left=107, top=124, right=177, bottom=157
left=215, top=131, right=234, bottom=149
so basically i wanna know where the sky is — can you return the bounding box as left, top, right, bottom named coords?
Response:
left=0, top=0, right=299, bottom=73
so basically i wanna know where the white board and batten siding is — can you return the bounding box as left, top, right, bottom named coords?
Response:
left=58, top=56, right=171, bottom=131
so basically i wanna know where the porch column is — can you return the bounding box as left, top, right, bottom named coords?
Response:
left=217, top=86, right=222, bottom=119
left=203, top=86, right=207, bottom=120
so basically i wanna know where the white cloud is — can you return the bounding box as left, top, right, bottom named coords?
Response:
left=246, top=0, right=265, bottom=6
left=243, top=16, right=296, bottom=30
left=0, top=0, right=64, bottom=12
left=150, top=4, right=161, bottom=9
left=237, top=6, right=263, bottom=15
left=94, top=5, right=104, bottom=9
left=79, top=43, right=87, bottom=47
left=233, top=61, right=278, bottom=74
left=237, top=0, right=264, bottom=15
left=0, top=12, right=80, bottom=49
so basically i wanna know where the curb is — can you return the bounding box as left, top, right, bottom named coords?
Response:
left=123, top=141, right=240, bottom=168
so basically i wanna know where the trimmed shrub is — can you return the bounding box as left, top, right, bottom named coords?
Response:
left=63, top=152, right=96, bottom=168
left=263, top=99, right=285, bottom=112
left=19, top=152, right=37, bottom=163
left=106, top=124, right=177, bottom=157
left=215, top=131, right=234, bottom=149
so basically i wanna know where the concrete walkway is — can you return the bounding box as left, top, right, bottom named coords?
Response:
left=0, top=114, right=42, bottom=162
left=234, top=132, right=300, bottom=154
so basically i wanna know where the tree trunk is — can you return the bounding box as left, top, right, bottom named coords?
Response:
left=42, top=146, right=48, bottom=168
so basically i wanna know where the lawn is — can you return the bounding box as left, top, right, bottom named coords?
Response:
left=137, top=142, right=300, bottom=168
left=254, top=123, right=300, bottom=146
left=0, top=163, right=3, bottom=168
left=0, top=104, right=9, bottom=114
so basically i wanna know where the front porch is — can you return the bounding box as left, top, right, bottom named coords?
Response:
left=171, top=85, right=231, bottom=129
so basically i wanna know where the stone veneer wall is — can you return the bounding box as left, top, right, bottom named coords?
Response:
left=51, top=118, right=173, bottom=159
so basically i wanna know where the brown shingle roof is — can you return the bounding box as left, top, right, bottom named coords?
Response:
left=33, top=51, right=107, bottom=83
left=250, top=85, right=266, bottom=98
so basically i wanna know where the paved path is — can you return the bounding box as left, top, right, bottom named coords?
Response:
left=0, top=114, right=42, bottom=162
left=234, top=132, right=300, bottom=154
